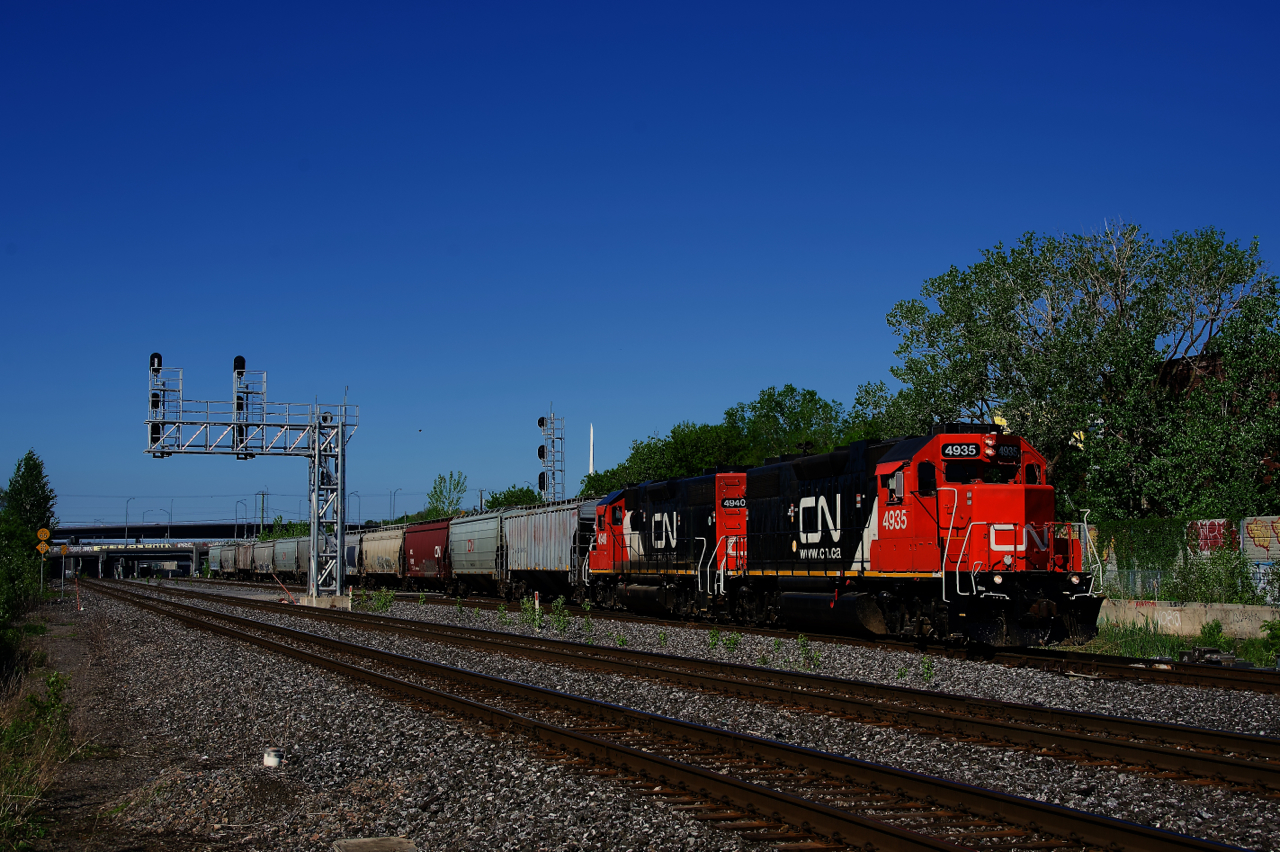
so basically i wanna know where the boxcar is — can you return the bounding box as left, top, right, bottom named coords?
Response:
left=360, top=528, right=405, bottom=577
left=208, top=547, right=222, bottom=575
left=405, top=520, right=451, bottom=590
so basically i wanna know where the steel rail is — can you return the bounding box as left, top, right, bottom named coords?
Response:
left=175, top=577, right=1280, bottom=694
left=92, top=581, right=1243, bottom=852
left=126, top=581, right=1280, bottom=790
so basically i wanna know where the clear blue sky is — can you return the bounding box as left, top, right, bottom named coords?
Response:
left=3, top=2, right=1277, bottom=526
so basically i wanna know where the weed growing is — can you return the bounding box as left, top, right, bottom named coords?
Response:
left=658, top=631, right=667, bottom=648
left=708, top=628, right=721, bottom=651
left=549, top=596, right=570, bottom=633
left=920, top=656, right=936, bottom=682
left=0, top=671, right=73, bottom=846
left=454, top=596, right=463, bottom=615
left=496, top=603, right=512, bottom=626
left=366, top=588, right=395, bottom=614
left=614, top=633, right=628, bottom=647
left=417, top=592, right=426, bottom=606
left=520, top=597, right=544, bottom=631
left=796, top=634, right=821, bottom=670
left=724, top=632, right=742, bottom=653
left=580, top=601, right=593, bottom=634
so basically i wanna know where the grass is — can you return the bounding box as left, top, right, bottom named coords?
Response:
left=1080, top=618, right=1280, bottom=668
left=0, top=670, right=73, bottom=848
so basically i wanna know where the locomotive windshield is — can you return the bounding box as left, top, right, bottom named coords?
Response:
left=943, top=461, right=1014, bottom=484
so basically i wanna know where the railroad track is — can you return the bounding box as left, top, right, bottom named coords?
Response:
left=173, top=576, right=1280, bottom=694
left=90, top=580, right=1242, bottom=852
left=126, top=580, right=1280, bottom=793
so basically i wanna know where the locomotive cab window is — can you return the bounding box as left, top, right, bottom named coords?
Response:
left=1025, top=463, right=1041, bottom=485
left=611, top=505, right=623, bottom=525
left=881, top=469, right=905, bottom=504
left=944, top=462, right=979, bottom=484
left=916, top=461, right=937, bottom=497
left=597, top=514, right=605, bottom=530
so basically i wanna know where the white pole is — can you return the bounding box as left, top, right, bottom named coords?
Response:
left=589, top=423, right=594, bottom=475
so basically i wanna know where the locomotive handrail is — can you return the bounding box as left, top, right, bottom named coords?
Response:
left=937, top=487, right=960, bottom=603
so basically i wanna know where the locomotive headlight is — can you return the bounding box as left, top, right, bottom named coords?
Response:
left=985, top=447, right=997, bottom=458
left=1070, top=574, right=1081, bottom=585
left=992, top=574, right=1004, bottom=584
left=984, top=436, right=996, bottom=447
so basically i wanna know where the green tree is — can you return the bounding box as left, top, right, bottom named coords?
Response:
left=581, top=385, right=864, bottom=495
left=425, top=471, right=468, bottom=519
left=860, top=223, right=1278, bottom=519
left=483, top=484, right=543, bottom=511
left=0, top=451, right=55, bottom=624
left=1, top=452, right=56, bottom=536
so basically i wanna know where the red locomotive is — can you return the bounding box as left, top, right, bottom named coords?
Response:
left=587, top=425, right=1101, bottom=646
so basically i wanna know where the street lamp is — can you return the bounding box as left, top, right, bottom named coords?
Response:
left=235, top=499, right=248, bottom=540
left=124, top=497, right=137, bottom=543
left=348, top=492, right=361, bottom=525
left=391, top=488, right=402, bottom=523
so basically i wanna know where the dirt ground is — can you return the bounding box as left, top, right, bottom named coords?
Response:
left=23, top=591, right=234, bottom=852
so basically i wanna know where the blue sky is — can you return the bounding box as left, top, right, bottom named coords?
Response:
left=3, top=2, right=1278, bottom=526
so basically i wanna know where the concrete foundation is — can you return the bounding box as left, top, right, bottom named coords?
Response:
left=1099, top=599, right=1280, bottom=639
left=299, top=594, right=352, bottom=611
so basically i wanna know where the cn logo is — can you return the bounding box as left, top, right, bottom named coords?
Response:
left=651, top=512, right=678, bottom=548
left=597, top=533, right=606, bottom=545
left=434, top=545, right=442, bottom=558
left=467, top=539, right=475, bottom=553
left=882, top=509, right=909, bottom=531
left=799, top=495, right=841, bottom=545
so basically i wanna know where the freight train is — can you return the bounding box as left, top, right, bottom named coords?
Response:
left=211, top=425, right=1102, bottom=646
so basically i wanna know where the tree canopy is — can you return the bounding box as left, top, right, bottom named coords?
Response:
left=581, top=384, right=876, bottom=495
left=482, top=484, right=543, bottom=511
left=857, top=223, right=1280, bottom=520
left=582, top=224, right=1279, bottom=523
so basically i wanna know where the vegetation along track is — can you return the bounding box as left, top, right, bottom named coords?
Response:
left=172, top=577, right=1280, bottom=694
left=125, top=580, right=1280, bottom=793
left=92, top=580, right=1241, bottom=852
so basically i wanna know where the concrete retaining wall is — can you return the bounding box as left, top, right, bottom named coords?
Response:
left=1099, top=600, right=1280, bottom=639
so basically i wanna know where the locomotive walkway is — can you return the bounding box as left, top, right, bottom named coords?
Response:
left=92, top=580, right=1241, bottom=852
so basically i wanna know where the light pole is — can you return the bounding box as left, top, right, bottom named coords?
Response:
left=124, top=497, right=137, bottom=543
left=348, top=492, right=361, bottom=525
left=235, top=499, right=248, bottom=540
left=157, top=508, right=172, bottom=541
left=391, top=488, right=402, bottom=523
left=141, top=509, right=156, bottom=541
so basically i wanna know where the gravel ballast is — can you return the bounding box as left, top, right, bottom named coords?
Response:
left=135, top=583, right=1280, bottom=850
left=83, top=589, right=745, bottom=852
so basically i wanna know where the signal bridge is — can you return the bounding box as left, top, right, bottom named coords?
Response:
left=144, top=353, right=357, bottom=598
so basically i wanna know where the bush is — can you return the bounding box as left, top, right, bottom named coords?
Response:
left=1167, top=548, right=1265, bottom=605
